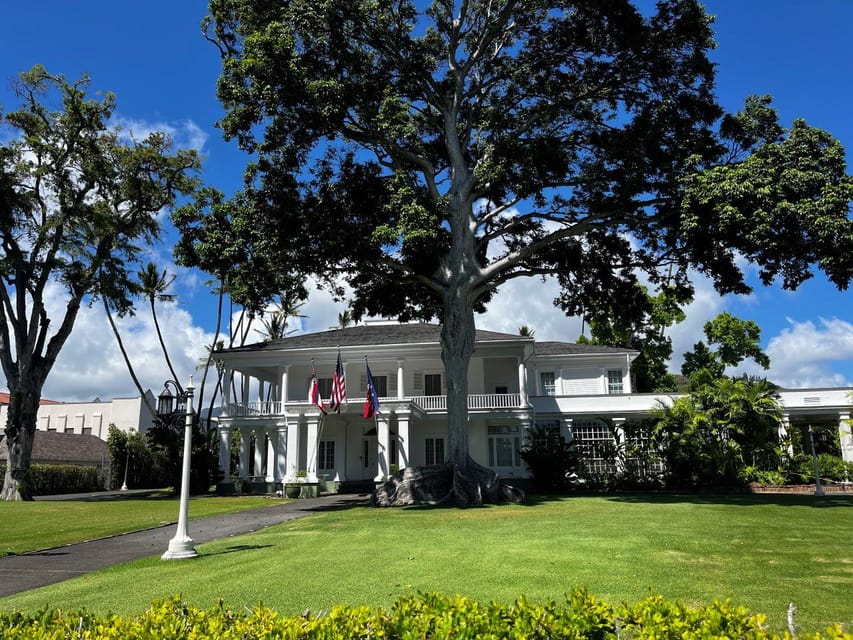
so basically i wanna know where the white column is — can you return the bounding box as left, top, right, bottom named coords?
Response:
left=241, top=374, right=250, bottom=408
left=375, top=415, right=390, bottom=481
left=280, top=365, right=290, bottom=411
left=265, top=428, right=275, bottom=481
left=238, top=426, right=250, bottom=479
left=397, top=360, right=405, bottom=399
left=222, top=367, right=232, bottom=416
left=306, top=417, right=320, bottom=482
left=612, top=417, right=626, bottom=474
left=518, top=359, right=528, bottom=407
left=275, top=425, right=288, bottom=482
left=779, top=413, right=794, bottom=457
left=839, top=412, right=852, bottom=463
left=397, top=414, right=410, bottom=469
left=623, top=354, right=633, bottom=394
left=253, top=429, right=265, bottom=477
left=218, top=426, right=232, bottom=482
left=285, top=420, right=300, bottom=481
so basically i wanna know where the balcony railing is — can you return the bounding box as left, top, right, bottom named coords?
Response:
left=225, top=393, right=523, bottom=417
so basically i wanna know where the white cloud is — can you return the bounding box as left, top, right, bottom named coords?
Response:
left=0, top=280, right=215, bottom=403
left=760, top=317, right=853, bottom=388
left=111, top=116, right=209, bottom=152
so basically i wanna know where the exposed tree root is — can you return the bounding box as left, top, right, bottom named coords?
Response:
left=373, top=458, right=525, bottom=507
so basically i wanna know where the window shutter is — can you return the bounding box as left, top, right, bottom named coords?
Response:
left=360, top=374, right=367, bottom=392
left=388, top=373, right=397, bottom=394
left=413, top=372, right=424, bottom=393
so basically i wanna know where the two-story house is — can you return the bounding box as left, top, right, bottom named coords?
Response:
left=215, top=322, right=853, bottom=493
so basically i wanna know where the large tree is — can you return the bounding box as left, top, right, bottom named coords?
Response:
left=200, top=0, right=853, bottom=504
left=0, top=67, right=199, bottom=500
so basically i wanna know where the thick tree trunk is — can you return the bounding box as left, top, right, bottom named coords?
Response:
left=1, top=384, right=43, bottom=501
left=441, top=290, right=476, bottom=468
left=374, top=281, right=524, bottom=507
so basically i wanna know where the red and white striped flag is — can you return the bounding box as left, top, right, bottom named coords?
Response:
left=329, top=351, right=346, bottom=413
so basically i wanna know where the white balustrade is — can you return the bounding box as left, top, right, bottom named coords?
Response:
left=226, top=394, right=521, bottom=416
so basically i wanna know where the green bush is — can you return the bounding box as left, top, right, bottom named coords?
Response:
left=0, top=591, right=849, bottom=639
left=796, top=454, right=853, bottom=483
left=740, top=465, right=787, bottom=486
left=0, top=464, right=104, bottom=496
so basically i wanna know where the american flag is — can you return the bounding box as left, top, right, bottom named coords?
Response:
left=309, top=365, right=327, bottom=414
left=329, top=351, right=346, bottom=413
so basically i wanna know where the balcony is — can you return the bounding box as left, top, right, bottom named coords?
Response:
left=224, top=393, right=523, bottom=418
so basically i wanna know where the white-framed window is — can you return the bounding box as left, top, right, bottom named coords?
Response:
left=540, top=371, right=556, bottom=396
left=607, top=369, right=624, bottom=395
left=487, top=425, right=521, bottom=468
left=318, top=440, right=335, bottom=470
left=425, top=437, right=445, bottom=465
left=572, top=418, right=617, bottom=475
left=424, top=373, right=442, bottom=396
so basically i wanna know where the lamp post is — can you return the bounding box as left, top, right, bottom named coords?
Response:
left=161, top=377, right=198, bottom=560
left=120, top=447, right=130, bottom=491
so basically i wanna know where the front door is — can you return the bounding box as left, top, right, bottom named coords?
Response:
left=361, top=436, right=377, bottom=480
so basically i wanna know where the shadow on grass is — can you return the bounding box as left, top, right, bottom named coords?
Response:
left=205, top=544, right=274, bottom=557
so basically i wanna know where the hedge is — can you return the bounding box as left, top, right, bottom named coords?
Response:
left=0, top=464, right=105, bottom=496
left=0, top=590, right=850, bottom=639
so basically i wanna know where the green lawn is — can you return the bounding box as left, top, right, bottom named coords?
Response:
left=0, top=492, right=278, bottom=556
left=1, top=493, right=851, bottom=634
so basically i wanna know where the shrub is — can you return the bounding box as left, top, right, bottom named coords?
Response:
left=0, top=464, right=104, bottom=495
left=0, top=591, right=849, bottom=639
left=519, top=425, right=579, bottom=492
left=796, top=454, right=853, bottom=483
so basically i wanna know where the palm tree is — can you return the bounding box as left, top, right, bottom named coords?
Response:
left=258, top=294, right=306, bottom=341
left=100, top=269, right=157, bottom=416
left=138, top=262, right=182, bottom=391
left=338, top=310, right=353, bottom=328
left=518, top=325, right=535, bottom=338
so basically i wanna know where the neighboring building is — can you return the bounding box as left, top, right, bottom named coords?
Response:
left=0, top=392, right=158, bottom=440
left=0, top=430, right=109, bottom=468
left=214, top=323, right=853, bottom=491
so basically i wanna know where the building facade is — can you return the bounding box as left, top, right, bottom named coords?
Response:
left=214, top=323, right=853, bottom=491
left=0, top=392, right=158, bottom=441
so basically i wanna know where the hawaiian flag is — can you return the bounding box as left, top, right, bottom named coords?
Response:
left=363, top=361, right=380, bottom=419
left=329, top=351, right=346, bottom=413
left=309, top=365, right=326, bottom=414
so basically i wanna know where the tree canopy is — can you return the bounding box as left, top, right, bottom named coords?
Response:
left=196, top=0, right=853, bottom=502
left=0, top=66, right=199, bottom=500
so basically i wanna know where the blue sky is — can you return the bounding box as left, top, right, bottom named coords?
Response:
left=2, top=1, right=853, bottom=400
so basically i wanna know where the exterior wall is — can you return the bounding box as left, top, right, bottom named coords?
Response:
left=482, top=357, right=518, bottom=394
left=0, top=394, right=155, bottom=441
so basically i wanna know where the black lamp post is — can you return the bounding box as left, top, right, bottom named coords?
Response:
left=159, top=377, right=198, bottom=560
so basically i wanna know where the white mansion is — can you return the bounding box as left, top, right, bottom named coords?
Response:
left=215, top=323, right=853, bottom=491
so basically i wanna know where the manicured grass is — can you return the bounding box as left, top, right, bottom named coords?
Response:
left=1, top=494, right=851, bottom=633
left=0, top=493, right=279, bottom=556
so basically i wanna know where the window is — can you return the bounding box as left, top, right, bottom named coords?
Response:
left=425, top=437, right=445, bottom=465
left=607, top=369, right=624, bottom=395
left=540, top=372, right=556, bottom=396
left=317, top=378, right=334, bottom=398
left=572, top=419, right=616, bottom=475
left=495, top=385, right=508, bottom=394
left=372, top=375, right=388, bottom=398
left=424, top=373, right=442, bottom=396
left=487, top=425, right=521, bottom=468
left=318, top=440, right=335, bottom=470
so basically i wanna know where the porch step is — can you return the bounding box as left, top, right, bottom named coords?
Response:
left=338, top=480, right=377, bottom=495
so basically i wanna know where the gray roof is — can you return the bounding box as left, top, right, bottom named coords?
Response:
left=0, top=431, right=110, bottom=465
left=220, top=323, right=635, bottom=357
left=535, top=341, right=635, bottom=356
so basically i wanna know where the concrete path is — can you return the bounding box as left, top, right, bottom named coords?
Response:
left=0, top=492, right=370, bottom=597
